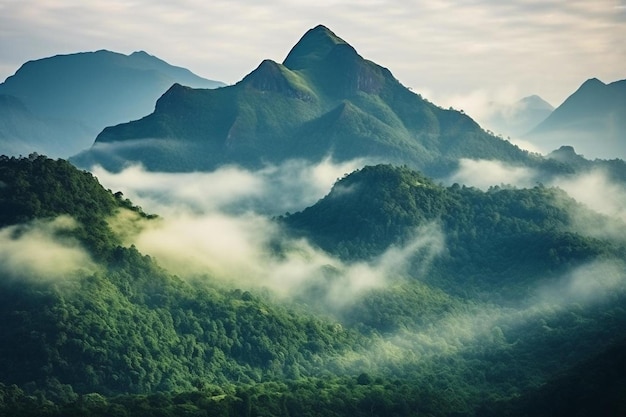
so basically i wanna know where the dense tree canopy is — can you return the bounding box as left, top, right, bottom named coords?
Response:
left=0, top=155, right=367, bottom=395
left=284, top=164, right=626, bottom=300
left=1, top=156, right=625, bottom=416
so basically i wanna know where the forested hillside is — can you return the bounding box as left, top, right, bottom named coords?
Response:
left=1, top=156, right=625, bottom=416
left=284, top=164, right=626, bottom=300
left=0, top=155, right=367, bottom=399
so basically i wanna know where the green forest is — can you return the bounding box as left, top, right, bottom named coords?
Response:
left=1, top=155, right=625, bottom=416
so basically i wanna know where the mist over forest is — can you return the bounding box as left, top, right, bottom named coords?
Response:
left=1, top=23, right=625, bottom=417
left=2, top=152, right=624, bottom=415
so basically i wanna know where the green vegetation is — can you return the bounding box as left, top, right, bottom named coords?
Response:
left=284, top=164, right=626, bottom=300
left=488, top=337, right=626, bottom=417
left=1, top=156, right=626, bottom=416
left=0, top=155, right=368, bottom=396
left=0, top=153, right=145, bottom=258
left=71, top=25, right=539, bottom=177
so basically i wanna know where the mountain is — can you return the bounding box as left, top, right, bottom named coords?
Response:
left=0, top=154, right=366, bottom=395
left=283, top=164, right=626, bottom=300
left=0, top=50, right=225, bottom=158
left=0, top=94, right=93, bottom=157
left=72, top=25, right=533, bottom=175
left=483, top=95, right=554, bottom=138
left=2, top=156, right=626, bottom=416
left=525, top=78, right=626, bottom=159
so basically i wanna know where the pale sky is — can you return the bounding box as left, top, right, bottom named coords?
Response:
left=1, top=0, right=625, bottom=115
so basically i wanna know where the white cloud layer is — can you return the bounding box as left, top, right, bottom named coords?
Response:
left=363, top=258, right=626, bottom=367
left=448, top=159, right=626, bottom=243
left=536, top=260, right=626, bottom=305
left=0, top=216, right=97, bottom=282
left=92, top=157, right=365, bottom=215
left=132, top=213, right=445, bottom=309
left=93, top=158, right=444, bottom=309
left=448, top=158, right=537, bottom=189
left=554, top=169, right=626, bottom=222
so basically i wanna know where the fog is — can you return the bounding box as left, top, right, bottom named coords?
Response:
left=121, top=209, right=445, bottom=310
left=448, top=158, right=626, bottom=242
left=92, top=156, right=366, bottom=216
left=88, top=156, right=626, bottom=372
left=537, top=260, right=626, bottom=307
left=354, top=257, right=626, bottom=372
left=95, top=158, right=444, bottom=311
left=93, top=156, right=626, bottom=308
left=449, top=158, right=537, bottom=189
left=427, top=86, right=522, bottom=128
left=0, top=216, right=97, bottom=282
left=523, top=131, right=626, bottom=161
left=555, top=169, right=626, bottom=223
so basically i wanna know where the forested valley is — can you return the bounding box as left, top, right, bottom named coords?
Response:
left=1, top=155, right=625, bottom=416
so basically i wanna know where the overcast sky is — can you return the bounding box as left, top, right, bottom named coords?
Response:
left=1, top=0, right=625, bottom=114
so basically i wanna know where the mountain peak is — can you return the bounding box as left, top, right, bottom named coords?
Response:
left=531, top=77, right=611, bottom=126
left=238, top=59, right=315, bottom=100
left=75, top=25, right=533, bottom=173
left=580, top=77, right=606, bottom=89
left=240, top=60, right=290, bottom=90
left=520, top=95, right=554, bottom=111
left=547, top=145, right=586, bottom=164
left=283, top=25, right=348, bottom=70
left=281, top=25, right=390, bottom=96
left=570, top=78, right=607, bottom=100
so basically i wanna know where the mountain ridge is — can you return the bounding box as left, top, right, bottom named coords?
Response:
left=525, top=77, right=626, bottom=159
left=0, top=50, right=225, bottom=158
left=73, top=25, right=533, bottom=176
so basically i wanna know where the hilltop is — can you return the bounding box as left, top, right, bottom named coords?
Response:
left=73, top=25, right=532, bottom=177
left=526, top=78, right=626, bottom=159
left=0, top=50, right=224, bottom=158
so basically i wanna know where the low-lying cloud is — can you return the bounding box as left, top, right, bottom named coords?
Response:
left=89, top=156, right=626, bottom=366
left=355, top=257, right=626, bottom=372
left=92, top=158, right=445, bottom=310
left=130, top=212, right=445, bottom=310
left=94, top=157, right=626, bottom=310
left=448, top=158, right=537, bottom=189
left=536, top=259, right=626, bottom=306
left=555, top=169, right=626, bottom=222
left=0, top=216, right=97, bottom=282
left=92, top=156, right=366, bottom=216
left=450, top=159, right=626, bottom=211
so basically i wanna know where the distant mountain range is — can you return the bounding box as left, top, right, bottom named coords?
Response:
left=0, top=50, right=224, bottom=158
left=525, top=78, right=626, bottom=159
left=3, top=28, right=622, bottom=170
left=72, top=25, right=536, bottom=176
left=482, top=95, right=554, bottom=139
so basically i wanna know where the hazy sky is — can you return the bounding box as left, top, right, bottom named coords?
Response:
left=1, top=0, right=625, bottom=114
